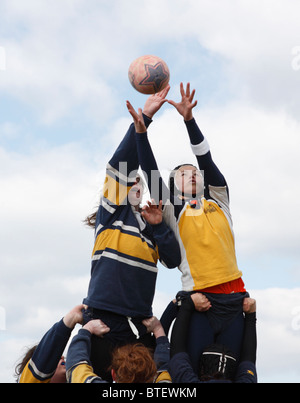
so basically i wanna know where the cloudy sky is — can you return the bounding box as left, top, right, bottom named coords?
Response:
left=1, top=0, right=300, bottom=383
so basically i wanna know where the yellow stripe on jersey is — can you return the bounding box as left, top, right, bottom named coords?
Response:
left=155, top=371, right=172, bottom=383
left=92, top=228, right=159, bottom=267
left=103, top=173, right=131, bottom=206
left=178, top=199, right=242, bottom=290
left=69, top=363, right=97, bottom=383
left=19, top=362, right=51, bottom=384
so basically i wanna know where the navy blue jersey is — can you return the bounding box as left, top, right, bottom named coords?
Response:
left=84, top=117, right=180, bottom=317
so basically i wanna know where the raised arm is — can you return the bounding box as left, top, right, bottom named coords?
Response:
left=19, top=305, right=84, bottom=383
left=127, top=97, right=172, bottom=206
left=168, top=83, right=227, bottom=193
left=95, top=112, right=153, bottom=232
left=66, top=319, right=110, bottom=383
left=142, top=316, right=170, bottom=375
left=104, top=115, right=152, bottom=207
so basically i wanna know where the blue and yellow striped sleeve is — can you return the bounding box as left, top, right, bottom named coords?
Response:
left=103, top=115, right=153, bottom=208
left=66, top=329, right=106, bottom=384
left=19, top=319, right=72, bottom=383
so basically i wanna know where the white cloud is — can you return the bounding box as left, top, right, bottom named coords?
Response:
left=0, top=0, right=123, bottom=124
left=0, top=144, right=100, bottom=333
left=177, top=0, right=300, bottom=117
left=0, top=122, right=19, bottom=140
left=1, top=0, right=300, bottom=124
left=253, top=288, right=300, bottom=382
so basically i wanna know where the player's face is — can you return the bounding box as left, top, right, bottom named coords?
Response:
left=175, top=165, right=204, bottom=197
left=128, top=177, right=144, bottom=206
left=50, top=357, right=66, bottom=383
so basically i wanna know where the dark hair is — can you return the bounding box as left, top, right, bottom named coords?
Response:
left=15, top=345, right=38, bottom=382
left=199, top=344, right=237, bottom=382
left=84, top=210, right=97, bottom=229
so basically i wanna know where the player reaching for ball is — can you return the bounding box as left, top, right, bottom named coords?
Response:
left=127, top=83, right=250, bottom=373
left=81, top=88, right=181, bottom=381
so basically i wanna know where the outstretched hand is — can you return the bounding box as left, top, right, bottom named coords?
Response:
left=127, top=85, right=170, bottom=134
left=126, top=101, right=146, bottom=133
left=143, top=85, right=170, bottom=119
left=168, top=82, right=197, bottom=121
left=141, top=199, right=163, bottom=225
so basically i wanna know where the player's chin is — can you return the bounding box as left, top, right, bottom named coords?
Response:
left=128, top=195, right=142, bottom=206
